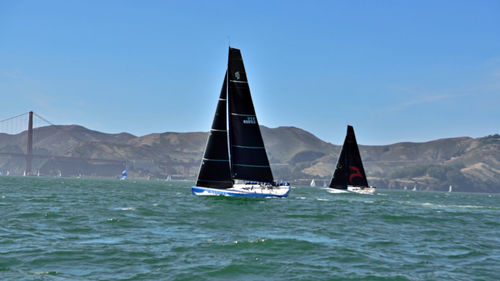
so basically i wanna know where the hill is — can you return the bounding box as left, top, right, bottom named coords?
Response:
left=0, top=125, right=498, bottom=192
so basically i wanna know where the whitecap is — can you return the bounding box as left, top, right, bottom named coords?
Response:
left=114, top=207, right=136, bottom=211
left=248, top=238, right=266, bottom=243
left=29, top=271, right=58, bottom=275
left=450, top=204, right=487, bottom=209
left=421, top=202, right=439, bottom=208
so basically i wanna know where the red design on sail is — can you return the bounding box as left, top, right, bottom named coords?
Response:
left=349, top=166, right=363, bottom=183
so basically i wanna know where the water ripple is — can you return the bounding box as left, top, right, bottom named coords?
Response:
left=0, top=177, right=498, bottom=280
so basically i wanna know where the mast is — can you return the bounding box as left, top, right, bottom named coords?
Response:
left=227, top=47, right=273, bottom=182
left=329, top=125, right=368, bottom=188
left=195, top=72, right=233, bottom=188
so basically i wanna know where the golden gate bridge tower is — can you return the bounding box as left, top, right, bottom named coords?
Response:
left=0, top=111, right=56, bottom=175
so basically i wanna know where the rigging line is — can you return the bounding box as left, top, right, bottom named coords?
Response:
left=33, top=113, right=55, bottom=126
left=32, top=112, right=88, bottom=144
left=0, top=112, right=29, bottom=123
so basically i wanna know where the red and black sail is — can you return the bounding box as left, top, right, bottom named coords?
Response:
left=329, top=125, right=369, bottom=189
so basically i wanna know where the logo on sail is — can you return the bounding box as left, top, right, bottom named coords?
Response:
left=235, top=71, right=240, bottom=80
left=348, top=166, right=363, bottom=183
left=243, top=116, right=256, bottom=124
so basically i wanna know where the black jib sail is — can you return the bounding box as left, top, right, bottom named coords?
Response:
left=329, top=125, right=369, bottom=189
left=196, top=72, right=233, bottom=188
left=227, top=48, right=273, bottom=182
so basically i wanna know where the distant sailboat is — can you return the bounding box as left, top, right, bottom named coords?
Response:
left=310, top=179, right=316, bottom=187
left=121, top=170, right=127, bottom=180
left=166, top=175, right=172, bottom=181
left=412, top=185, right=417, bottom=191
left=327, top=126, right=375, bottom=194
left=192, top=47, right=290, bottom=198
left=448, top=185, right=453, bottom=192
left=37, top=170, right=40, bottom=177
left=57, top=170, right=62, bottom=177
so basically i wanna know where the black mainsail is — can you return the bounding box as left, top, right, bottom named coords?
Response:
left=195, top=48, right=274, bottom=188
left=329, top=125, right=369, bottom=189
left=227, top=48, right=273, bottom=182
left=196, top=72, right=233, bottom=188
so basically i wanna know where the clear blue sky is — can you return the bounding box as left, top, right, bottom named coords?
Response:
left=1, top=0, right=499, bottom=145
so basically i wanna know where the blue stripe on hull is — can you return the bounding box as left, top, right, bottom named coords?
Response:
left=191, top=186, right=289, bottom=198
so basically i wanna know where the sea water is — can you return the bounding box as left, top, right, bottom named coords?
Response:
left=0, top=177, right=498, bottom=280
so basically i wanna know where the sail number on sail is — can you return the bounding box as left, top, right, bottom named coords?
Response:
left=243, top=116, right=256, bottom=124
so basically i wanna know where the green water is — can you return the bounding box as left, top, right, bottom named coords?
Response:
left=0, top=177, right=499, bottom=280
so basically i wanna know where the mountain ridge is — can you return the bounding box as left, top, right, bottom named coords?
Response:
left=0, top=125, right=498, bottom=193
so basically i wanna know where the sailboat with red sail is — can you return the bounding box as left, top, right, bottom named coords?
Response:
left=327, top=126, right=375, bottom=194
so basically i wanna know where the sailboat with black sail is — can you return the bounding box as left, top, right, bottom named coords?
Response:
left=192, top=47, right=290, bottom=198
left=327, top=125, right=375, bottom=194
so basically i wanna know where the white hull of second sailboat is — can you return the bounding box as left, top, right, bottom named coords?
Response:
left=192, top=184, right=290, bottom=198
left=326, top=186, right=376, bottom=195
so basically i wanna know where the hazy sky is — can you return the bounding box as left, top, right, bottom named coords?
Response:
left=1, top=0, right=499, bottom=145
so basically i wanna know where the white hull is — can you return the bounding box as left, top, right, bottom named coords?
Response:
left=326, top=186, right=375, bottom=195
left=192, top=183, right=290, bottom=198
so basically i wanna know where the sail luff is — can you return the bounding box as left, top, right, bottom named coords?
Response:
left=226, top=68, right=232, bottom=180
left=329, top=137, right=348, bottom=189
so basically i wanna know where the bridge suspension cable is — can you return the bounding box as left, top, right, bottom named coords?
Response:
left=0, top=111, right=56, bottom=135
left=0, top=112, right=30, bottom=123
left=33, top=112, right=55, bottom=126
